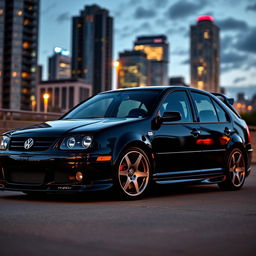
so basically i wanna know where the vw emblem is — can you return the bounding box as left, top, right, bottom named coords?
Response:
left=24, top=138, right=34, bottom=149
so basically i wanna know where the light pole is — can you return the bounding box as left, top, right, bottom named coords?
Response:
left=113, top=60, right=119, bottom=90
left=43, top=93, right=50, bottom=113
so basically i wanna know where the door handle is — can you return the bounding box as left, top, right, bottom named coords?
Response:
left=191, top=129, right=200, bottom=137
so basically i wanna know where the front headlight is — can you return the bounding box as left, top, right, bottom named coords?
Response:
left=60, top=136, right=92, bottom=150
left=0, top=136, right=10, bottom=150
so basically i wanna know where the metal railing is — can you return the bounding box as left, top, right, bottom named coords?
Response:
left=0, top=108, right=61, bottom=121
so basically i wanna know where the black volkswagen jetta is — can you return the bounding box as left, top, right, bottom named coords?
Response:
left=0, top=86, right=252, bottom=199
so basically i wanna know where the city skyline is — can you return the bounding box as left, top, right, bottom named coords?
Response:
left=39, top=0, right=256, bottom=91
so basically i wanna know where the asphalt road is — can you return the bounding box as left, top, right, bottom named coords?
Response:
left=0, top=165, right=256, bottom=256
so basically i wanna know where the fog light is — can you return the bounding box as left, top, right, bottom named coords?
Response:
left=76, top=171, right=83, bottom=181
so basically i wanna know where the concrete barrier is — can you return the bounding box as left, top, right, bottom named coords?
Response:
left=250, top=127, right=256, bottom=164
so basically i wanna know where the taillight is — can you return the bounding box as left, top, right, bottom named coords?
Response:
left=246, top=125, right=251, bottom=143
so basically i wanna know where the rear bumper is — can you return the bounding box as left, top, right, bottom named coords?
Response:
left=0, top=151, right=114, bottom=193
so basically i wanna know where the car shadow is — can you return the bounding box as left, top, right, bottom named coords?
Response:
left=0, top=183, right=225, bottom=204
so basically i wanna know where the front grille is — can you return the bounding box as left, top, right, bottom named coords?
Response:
left=9, top=137, right=57, bottom=151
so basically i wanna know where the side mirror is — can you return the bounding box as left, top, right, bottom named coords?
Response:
left=161, top=111, right=181, bottom=123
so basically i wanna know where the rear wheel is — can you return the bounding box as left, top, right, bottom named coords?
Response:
left=114, top=147, right=151, bottom=200
left=218, top=148, right=246, bottom=191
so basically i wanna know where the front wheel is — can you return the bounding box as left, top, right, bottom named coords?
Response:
left=114, top=147, right=151, bottom=200
left=218, top=148, right=246, bottom=191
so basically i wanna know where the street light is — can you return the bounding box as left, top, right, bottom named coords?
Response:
left=30, top=95, right=36, bottom=112
left=43, top=92, right=50, bottom=113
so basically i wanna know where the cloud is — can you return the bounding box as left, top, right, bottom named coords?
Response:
left=246, top=3, right=256, bottom=11
left=236, top=27, right=256, bottom=53
left=221, top=51, right=248, bottom=64
left=150, top=0, right=168, bottom=8
left=134, top=7, right=156, bottom=19
left=56, top=12, right=70, bottom=23
left=172, top=49, right=188, bottom=56
left=42, top=3, right=57, bottom=15
left=233, top=77, right=246, bottom=84
left=217, top=18, right=248, bottom=31
left=165, top=0, right=208, bottom=19
left=181, top=58, right=189, bottom=65
left=221, top=51, right=248, bottom=73
left=221, top=35, right=235, bottom=52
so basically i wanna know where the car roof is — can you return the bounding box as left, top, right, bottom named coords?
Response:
left=101, top=86, right=187, bottom=94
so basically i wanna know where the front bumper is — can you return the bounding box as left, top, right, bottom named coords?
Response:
left=0, top=151, right=114, bottom=193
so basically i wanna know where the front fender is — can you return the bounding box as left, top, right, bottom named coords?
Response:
left=112, top=132, right=152, bottom=164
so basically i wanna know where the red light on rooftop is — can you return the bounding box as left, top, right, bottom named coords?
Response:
left=197, top=15, right=214, bottom=22
left=153, top=38, right=163, bottom=43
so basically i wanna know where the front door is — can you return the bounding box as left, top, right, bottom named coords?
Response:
left=152, top=90, right=202, bottom=173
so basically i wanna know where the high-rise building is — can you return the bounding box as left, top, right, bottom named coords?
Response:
left=117, top=50, right=148, bottom=89
left=0, top=0, right=39, bottom=110
left=133, top=35, right=169, bottom=86
left=72, top=5, right=113, bottom=95
left=190, top=15, right=220, bottom=92
left=48, top=47, right=71, bottom=80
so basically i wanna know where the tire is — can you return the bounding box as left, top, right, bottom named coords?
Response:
left=218, top=148, right=246, bottom=191
left=113, top=146, right=152, bottom=200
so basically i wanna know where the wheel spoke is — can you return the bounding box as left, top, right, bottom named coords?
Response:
left=236, top=172, right=241, bottom=184
left=232, top=154, right=236, bottom=166
left=134, top=154, right=142, bottom=170
left=120, top=171, right=128, bottom=176
left=236, top=154, right=242, bottom=167
left=123, top=178, right=131, bottom=191
left=135, top=171, right=148, bottom=178
left=124, top=155, right=132, bottom=169
left=133, top=179, right=140, bottom=193
left=232, top=173, right=236, bottom=184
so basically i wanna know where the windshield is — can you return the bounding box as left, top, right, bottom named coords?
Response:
left=62, top=90, right=161, bottom=119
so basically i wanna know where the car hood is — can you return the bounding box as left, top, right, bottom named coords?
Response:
left=6, top=118, right=140, bottom=137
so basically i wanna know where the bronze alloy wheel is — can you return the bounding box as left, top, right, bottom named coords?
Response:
left=228, top=149, right=246, bottom=187
left=118, top=148, right=150, bottom=198
left=219, top=148, right=246, bottom=190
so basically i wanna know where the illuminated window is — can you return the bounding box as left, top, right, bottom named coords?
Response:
left=197, top=81, right=204, bottom=90
left=77, top=23, right=82, bottom=28
left=24, top=19, right=30, bottom=25
left=86, top=15, right=94, bottom=22
left=28, top=6, right=33, bottom=11
left=204, top=31, right=210, bottom=39
left=0, top=9, right=3, bottom=15
left=22, top=88, right=29, bottom=94
left=22, top=41, right=30, bottom=49
left=12, top=72, right=18, bottom=77
left=197, top=66, right=204, bottom=76
left=17, top=10, right=23, bottom=16
left=31, top=67, right=36, bottom=72
left=21, top=72, right=30, bottom=78
left=59, top=63, right=67, bottom=68
left=134, top=45, right=163, bottom=61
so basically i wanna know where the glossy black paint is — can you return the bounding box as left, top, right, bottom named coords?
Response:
left=0, top=86, right=252, bottom=194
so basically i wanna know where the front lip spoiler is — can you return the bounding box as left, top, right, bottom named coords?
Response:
left=0, top=182, right=113, bottom=193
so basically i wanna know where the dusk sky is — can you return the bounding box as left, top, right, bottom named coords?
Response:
left=39, top=0, right=256, bottom=92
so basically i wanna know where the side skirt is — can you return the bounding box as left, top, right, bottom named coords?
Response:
left=153, top=168, right=226, bottom=185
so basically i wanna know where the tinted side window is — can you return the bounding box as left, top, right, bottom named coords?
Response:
left=191, top=92, right=218, bottom=122
left=213, top=100, right=229, bottom=122
left=160, top=91, right=193, bottom=123
left=117, top=100, right=147, bottom=118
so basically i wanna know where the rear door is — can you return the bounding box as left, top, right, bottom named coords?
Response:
left=190, top=91, right=233, bottom=169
